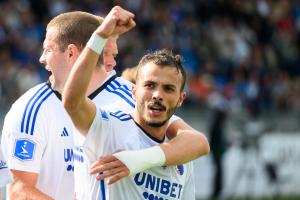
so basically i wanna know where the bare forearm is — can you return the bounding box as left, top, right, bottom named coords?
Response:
left=161, top=130, right=210, bottom=166
left=62, top=41, right=99, bottom=134
left=9, top=180, right=53, bottom=200
left=104, top=131, right=209, bottom=181
left=63, top=46, right=99, bottom=112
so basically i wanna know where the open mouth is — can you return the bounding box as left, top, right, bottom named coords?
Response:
left=44, top=66, right=52, bottom=76
left=148, top=101, right=166, bottom=112
left=45, top=66, right=52, bottom=74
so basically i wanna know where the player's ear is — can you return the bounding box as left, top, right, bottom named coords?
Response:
left=67, top=44, right=80, bottom=63
left=132, top=84, right=137, bottom=100
left=177, top=91, right=186, bottom=108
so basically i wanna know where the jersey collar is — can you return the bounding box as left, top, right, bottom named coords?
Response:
left=131, top=116, right=166, bottom=144
left=47, top=73, right=118, bottom=101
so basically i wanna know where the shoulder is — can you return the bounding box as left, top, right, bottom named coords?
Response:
left=10, top=83, right=53, bottom=110
left=96, top=109, right=132, bottom=122
left=2, top=83, right=56, bottom=134
left=114, top=77, right=134, bottom=88
left=103, top=77, right=135, bottom=110
left=108, top=110, right=132, bottom=122
left=106, top=76, right=133, bottom=92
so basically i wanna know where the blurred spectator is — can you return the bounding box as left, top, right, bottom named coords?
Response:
left=0, top=50, right=19, bottom=109
left=207, top=89, right=229, bottom=199
left=16, top=64, right=41, bottom=95
left=121, top=66, right=137, bottom=84
left=0, top=0, right=299, bottom=116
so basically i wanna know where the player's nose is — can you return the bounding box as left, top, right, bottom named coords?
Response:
left=39, top=51, right=46, bottom=64
left=152, top=89, right=163, bottom=101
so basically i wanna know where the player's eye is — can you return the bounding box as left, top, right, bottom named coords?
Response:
left=144, top=82, right=154, bottom=88
left=43, top=48, right=51, bottom=55
left=164, top=85, right=175, bottom=93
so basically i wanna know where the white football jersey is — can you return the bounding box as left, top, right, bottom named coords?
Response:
left=1, top=82, right=75, bottom=200
left=0, top=145, right=11, bottom=187
left=73, top=72, right=136, bottom=199
left=74, top=71, right=181, bottom=200
left=82, top=108, right=195, bottom=200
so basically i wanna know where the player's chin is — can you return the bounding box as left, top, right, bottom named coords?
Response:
left=145, top=118, right=168, bottom=128
left=49, top=75, right=56, bottom=85
left=49, top=75, right=60, bottom=91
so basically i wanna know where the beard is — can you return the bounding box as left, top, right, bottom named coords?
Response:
left=145, top=118, right=169, bottom=127
left=144, top=101, right=178, bottom=128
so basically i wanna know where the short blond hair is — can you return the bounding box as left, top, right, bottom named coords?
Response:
left=47, top=11, right=103, bottom=52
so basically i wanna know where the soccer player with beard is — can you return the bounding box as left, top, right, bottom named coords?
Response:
left=63, top=6, right=206, bottom=199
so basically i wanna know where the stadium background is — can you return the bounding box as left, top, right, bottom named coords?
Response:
left=0, top=0, right=300, bottom=199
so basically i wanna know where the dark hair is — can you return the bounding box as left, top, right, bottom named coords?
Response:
left=136, top=49, right=186, bottom=91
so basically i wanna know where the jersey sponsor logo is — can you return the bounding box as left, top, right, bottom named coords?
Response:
left=66, top=165, right=74, bottom=171
left=13, top=139, right=36, bottom=161
left=175, top=165, right=184, bottom=176
left=73, top=146, right=84, bottom=163
left=0, top=160, right=8, bottom=170
left=21, top=84, right=53, bottom=135
left=61, top=127, right=69, bottom=137
left=64, top=148, right=74, bottom=171
left=134, top=172, right=183, bottom=199
left=109, top=110, right=131, bottom=121
left=142, top=192, right=164, bottom=200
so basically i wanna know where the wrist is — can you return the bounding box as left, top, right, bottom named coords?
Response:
left=86, top=32, right=107, bottom=55
left=95, top=27, right=109, bottom=38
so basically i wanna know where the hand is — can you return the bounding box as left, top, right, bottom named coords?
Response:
left=89, top=151, right=130, bottom=185
left=96, top=6, right=136, bottom=38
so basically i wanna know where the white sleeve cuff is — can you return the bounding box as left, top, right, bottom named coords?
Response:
left=86, top=32, right=107, bottom=55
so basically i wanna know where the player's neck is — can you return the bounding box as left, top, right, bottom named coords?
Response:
left=86, top=67, right=109, bottom=95
left=142, top=123, right=167, bottom=142
left=131, top=112, right=167, bottom=141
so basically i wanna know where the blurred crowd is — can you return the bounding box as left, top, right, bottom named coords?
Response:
left=1, top=0, right=300, bottom=117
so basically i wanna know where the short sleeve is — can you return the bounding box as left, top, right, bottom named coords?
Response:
left=1, top=101, right=47, bottom=173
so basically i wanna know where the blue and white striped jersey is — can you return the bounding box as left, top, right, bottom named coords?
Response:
left=0, top=145, right=11, bottom=187
left=82, top=108, right=195, bottom=200
left=1, top=82, right=75, bottom=200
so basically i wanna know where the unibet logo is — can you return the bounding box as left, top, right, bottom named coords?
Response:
left=64, top=148, right=74, bottom=172
left=134, top=172, right=183, bottom=199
